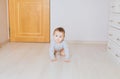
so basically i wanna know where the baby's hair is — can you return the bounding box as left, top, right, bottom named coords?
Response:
left=53, top=27, right=65, bottom=37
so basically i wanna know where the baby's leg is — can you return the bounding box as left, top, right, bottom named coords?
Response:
left=51, top=50, right=57, bottom=62
left=54, top=50, right=57, bottom=57
left=60, top=49, right=65, bottom=56
left=60, top=49, right=70, bottom=62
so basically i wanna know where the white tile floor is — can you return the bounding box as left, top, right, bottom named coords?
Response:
left=0, top=42, right=120, bottom=79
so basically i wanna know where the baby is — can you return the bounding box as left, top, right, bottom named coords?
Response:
left=49, top=27, right=70, bottom=62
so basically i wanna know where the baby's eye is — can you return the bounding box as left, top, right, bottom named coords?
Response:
left=59, top=36, right=62, bottom=38
left=56, top=35, right=58, bottom=37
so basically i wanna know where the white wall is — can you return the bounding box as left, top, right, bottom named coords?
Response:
left=51, top=0, right=109, bottom=41
left=0, top=0, right=9, bottom=44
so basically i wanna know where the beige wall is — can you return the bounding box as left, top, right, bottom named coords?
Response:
left=0, top=0, right=9, bottom=45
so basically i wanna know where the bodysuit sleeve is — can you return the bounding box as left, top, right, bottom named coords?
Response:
left=49, top=41, right=55, bottom=59
left=63, top=41, right=69, bottom=59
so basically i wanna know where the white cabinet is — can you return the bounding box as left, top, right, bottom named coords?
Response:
left=108, top=0, right=120, bottom=63
left=110, top=0, right=120, bottom=14
left=109, top=14, right=120, bottom=29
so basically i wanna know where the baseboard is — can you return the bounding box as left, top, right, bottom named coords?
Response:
left=0, top=40, right=107, bottom=47
left=67, top=40, right=107, bottom=45
left=0, top=39, right=9, bottom=47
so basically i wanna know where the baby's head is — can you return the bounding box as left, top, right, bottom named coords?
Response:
left=53, top=27, right=65, bottom=43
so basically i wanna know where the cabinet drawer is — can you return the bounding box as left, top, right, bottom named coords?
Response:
left=110, top=2, right=120, bottom=13
left=109, top=15, right=120, bottom=28
left=108, top=40, right=120, bottom=59
left=108, top=26, right=120, bottom=46
left=107, top=40, right=117, bottom=55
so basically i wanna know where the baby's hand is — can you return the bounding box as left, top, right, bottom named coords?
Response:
left=51, top=58, right=57, bottom=62
left=64, top=59, right=70, bottom=62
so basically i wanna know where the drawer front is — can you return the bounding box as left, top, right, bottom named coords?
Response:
left=110, top=2, right=120, bottom=13
left=115, top=27, right=120, bottom=46
left=107, top=41, right=112, bottom=53
left=108, top=27, right=117, bottom=42
left=108, top=26, right=120, bottom=46
left=108, top=40, right=120, bottom=58
left=109, top=15, right=120, bottom=28
left=107, top=40, right=116, bottom=55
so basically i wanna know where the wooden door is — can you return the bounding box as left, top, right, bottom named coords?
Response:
left=9, top=0, right=50, bottom=42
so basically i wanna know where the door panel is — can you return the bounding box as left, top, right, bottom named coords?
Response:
left=9, top=0, right=50, bottom=42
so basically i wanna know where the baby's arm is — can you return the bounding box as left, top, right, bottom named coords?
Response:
left=63, top=42, right=70, bottom=61
left=49, top=42, right=56, bottom=61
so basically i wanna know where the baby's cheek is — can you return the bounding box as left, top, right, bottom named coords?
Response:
left=60, top=38, right=63, bottom=41
left=54, top=37, right=57, bottom=40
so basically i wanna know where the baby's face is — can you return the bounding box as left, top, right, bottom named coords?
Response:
left=53, top=31, right=64, bottom=43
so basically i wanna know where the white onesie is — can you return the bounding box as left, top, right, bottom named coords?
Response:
left=49, top=40, right=69, bottom=59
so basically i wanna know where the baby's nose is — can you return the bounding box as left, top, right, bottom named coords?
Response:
left=57, top=38, right=60, bottom=40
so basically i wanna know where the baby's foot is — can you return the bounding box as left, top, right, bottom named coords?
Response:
left=51, top=58, right=57, bottom=62
left=60, top=53, right=65, bottom=57
left=64, top=59, right=70, bottom=62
